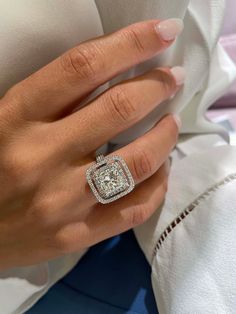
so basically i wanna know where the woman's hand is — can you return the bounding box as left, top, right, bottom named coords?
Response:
left=0, top=19, right=184, bottom=270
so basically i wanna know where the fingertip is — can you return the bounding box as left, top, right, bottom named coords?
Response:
left=170, top=66, right=186, bottom=86
left=155, top=18, right=184, bottom=42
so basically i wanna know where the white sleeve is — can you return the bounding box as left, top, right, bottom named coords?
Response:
left=135, top=142, right=236, bottom=314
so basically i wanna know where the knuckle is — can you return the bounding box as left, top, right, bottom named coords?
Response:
left=122, top=28, right=145, bottom=54
left=1, top=85, right=20, bottom=107
left=60, top=44, right=101, bottom=81
left=3, top=153, right=32, bottom=182
left=1, top=147, right=42, bottom=190
left=132, top=149, right=156, bottom=181
left=107, top=86, right=137, bottom=124
left=53, top=231, right=74, bottom=254
left=53, top=225, right=84, bottom=254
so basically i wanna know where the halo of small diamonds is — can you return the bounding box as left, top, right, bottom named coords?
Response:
left=86, top=155, right=135, bottom=204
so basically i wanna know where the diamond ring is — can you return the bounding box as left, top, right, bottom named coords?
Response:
left=86, top=154, right=135, bottom=204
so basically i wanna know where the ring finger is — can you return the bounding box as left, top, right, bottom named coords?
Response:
left=73, top=113, right=180, bottom=207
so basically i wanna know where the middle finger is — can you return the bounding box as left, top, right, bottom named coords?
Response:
left=52, top=66, right=185, bottom=156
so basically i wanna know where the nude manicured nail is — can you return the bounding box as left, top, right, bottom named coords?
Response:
left=170, top=66, right=186, bottom=86
left=156, top=18, right=184, bottom=41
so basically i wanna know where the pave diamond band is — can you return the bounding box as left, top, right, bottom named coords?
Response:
left=86, top=154, right=135, bottom=204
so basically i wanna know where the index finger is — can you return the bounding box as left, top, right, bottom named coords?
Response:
left=7, top=19, right=183, bottom=120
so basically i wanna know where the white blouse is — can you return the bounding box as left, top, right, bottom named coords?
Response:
left=0, top=1, right=236, bottom=313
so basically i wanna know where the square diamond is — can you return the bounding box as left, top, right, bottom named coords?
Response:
left=93, top=162, right=129, bottom=199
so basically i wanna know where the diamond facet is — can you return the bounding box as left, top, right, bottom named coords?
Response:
left=86, top=155, right=135, bottom=204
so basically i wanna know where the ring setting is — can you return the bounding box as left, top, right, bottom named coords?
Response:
left=86, top=155, right=135, bottom=204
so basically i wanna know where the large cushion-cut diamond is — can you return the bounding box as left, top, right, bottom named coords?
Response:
left=93, top=162, right=129, bottom=199
left=86, top=155, right=135, bottom=204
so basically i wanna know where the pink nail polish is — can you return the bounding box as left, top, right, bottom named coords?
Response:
left=170, top=66, right=186, bottom=86
left=155, top=18, right=184, bottom=41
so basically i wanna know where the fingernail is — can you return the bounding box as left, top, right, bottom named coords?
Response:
left=173, top=114, right=182, bottom=130
left=170, top=66, right=186, bottom=86
left=156, top=18, right=184, bottom=41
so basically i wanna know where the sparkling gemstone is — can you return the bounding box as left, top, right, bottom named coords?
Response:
left=93, top=162, right=129, bottom=199
left=86, top=155, right=135, bottom=204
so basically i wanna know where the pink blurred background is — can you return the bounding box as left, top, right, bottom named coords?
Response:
left=207, top=0, right=236, bottom=140
left=215, top=0, right=236, bottom=108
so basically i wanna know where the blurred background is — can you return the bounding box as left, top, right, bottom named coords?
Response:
left=207, top=0, right=236, bottom=144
